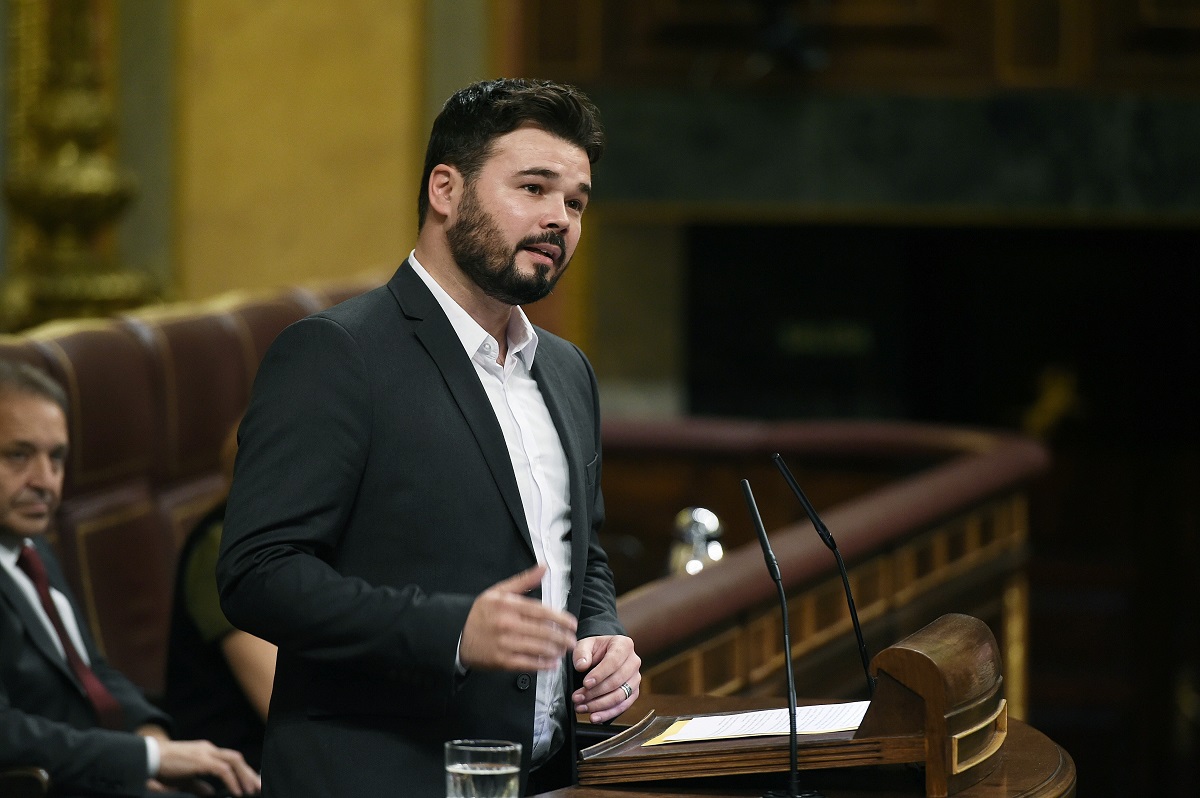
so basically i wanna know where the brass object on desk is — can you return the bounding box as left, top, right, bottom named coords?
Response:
left=3, top=0, right=156, bottom=331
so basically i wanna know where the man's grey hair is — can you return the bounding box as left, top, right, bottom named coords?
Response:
left=0, top=360, right=69, bottom=415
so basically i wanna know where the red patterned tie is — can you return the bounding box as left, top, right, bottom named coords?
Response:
left=16, top=543, right=126, bottom=730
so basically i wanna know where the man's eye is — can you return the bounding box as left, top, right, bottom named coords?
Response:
left=523, top=184, right=542, bottom=194
left=567, top=200, right=586, bottom=212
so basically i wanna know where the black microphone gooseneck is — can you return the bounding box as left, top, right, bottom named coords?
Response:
left=772, top=453, right=876, bottom=698
left=741, top=479, right=820, bottom=798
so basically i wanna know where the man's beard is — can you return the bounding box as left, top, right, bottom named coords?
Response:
left=447, top=184, right=568, bottom=306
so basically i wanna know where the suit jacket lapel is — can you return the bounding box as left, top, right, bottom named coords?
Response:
left=387, top=262, right=535, bottom=558
left=530, top=350, right=590, bottom=588
left=0, top=562, right=82, bottom=690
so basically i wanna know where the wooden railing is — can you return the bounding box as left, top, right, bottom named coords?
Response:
left=600, top=418, right=1049, bottom=718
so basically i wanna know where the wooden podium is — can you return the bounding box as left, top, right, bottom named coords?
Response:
left=556, top=615, right=1074, bottom=798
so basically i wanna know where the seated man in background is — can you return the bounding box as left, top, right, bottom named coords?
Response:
left=166, top=422, right=275, bottom=770
left=0, top=360, right=260, bottom=797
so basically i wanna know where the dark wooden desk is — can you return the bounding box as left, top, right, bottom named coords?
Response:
left=539, top=696, right=1075, bottom=798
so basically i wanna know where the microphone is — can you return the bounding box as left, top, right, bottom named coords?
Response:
left=741, top=479, right=820, bottom=798
left=772, top=453, right=875, bottom=698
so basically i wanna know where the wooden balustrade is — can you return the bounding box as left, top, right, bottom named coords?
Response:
left=599, top=418, right=1049, bottom=718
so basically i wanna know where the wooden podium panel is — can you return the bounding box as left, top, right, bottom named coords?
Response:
left=545, top=616, right=1075, bottom=798
left=534, top=720, right=1075, bottom=797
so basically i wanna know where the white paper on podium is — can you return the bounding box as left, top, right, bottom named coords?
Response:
left=644, top=700, right=870, bottom=746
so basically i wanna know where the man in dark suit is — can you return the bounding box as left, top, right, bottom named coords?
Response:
left=217, top=78, right=641, bottom=796
left=0, top=361, right=261, bottom=797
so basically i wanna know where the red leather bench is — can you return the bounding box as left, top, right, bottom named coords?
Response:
left=0, top=276, right=381, bottom=698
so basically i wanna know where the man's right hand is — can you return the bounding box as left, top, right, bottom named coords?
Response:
left=154, top=739, right=261, bottom=796
left=460, top=565, right=578, bottom=671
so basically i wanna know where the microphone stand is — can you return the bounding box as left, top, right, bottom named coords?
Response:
left=741, top=479, right=821, bottom=798
left=772, top=454, right=875, bottom=698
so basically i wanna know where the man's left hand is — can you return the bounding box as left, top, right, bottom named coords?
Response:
left=571, top=635, right=641, bottom=724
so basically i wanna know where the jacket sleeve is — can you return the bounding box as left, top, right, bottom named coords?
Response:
left=0, top=696, right=150, bottom=797
left=216, top=316, right=469, bottom=678
left=569, top=342, right=624, bottom=641
left=1, top=556, right=154, bottom=798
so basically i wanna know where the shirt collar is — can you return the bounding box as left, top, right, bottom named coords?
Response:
left=0, top=535, right=29, bottom=568
left=408, top=251, right=539, bottom=368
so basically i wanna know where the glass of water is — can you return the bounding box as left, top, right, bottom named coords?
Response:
left=444, top=739, right=521, bottom=798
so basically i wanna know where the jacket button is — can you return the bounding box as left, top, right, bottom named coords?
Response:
left=516, top=673, right=532, bottom=690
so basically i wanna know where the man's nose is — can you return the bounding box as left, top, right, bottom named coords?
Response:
left=543, top=197, right=569, bottom=230
left=28, top=456, right=61, bottom=490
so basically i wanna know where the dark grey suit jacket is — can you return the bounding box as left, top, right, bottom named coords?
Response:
left=217, top=261, right=624, bottom=797
left=0, top=537, right=171, bottom=796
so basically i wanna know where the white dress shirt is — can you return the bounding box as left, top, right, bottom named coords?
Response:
left=410, top=254, right=574, bottom=765
left=0, top=536, right=92, bottom=663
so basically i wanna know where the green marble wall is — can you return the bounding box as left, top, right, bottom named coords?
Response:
left=591, top=90, right=1200, bottom=215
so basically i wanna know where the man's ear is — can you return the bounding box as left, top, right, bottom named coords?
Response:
left=428, top=164, right=461, bottom=219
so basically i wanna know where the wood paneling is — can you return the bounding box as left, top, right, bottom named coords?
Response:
left=604, top=418, right=1048, bottom=718
left=1092, top=0, right=1200, bottom=89
left=632, top=496, right=1028, bottom=710
left=500, top=0, right=1200, bottom=93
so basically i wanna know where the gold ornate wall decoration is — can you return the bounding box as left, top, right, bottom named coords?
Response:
left=2, top=0, right=156, bottom=332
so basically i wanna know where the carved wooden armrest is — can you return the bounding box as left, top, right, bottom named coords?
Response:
left=0, top=766, right=51, bottom=798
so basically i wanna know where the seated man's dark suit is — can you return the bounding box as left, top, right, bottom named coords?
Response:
left=0, top=536, right=172, bottom=796
left=217, top=261, right=625, bottom=797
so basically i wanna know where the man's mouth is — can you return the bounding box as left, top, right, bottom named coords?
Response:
left=522, top=242, right=562, bottom=267
left=14, top=498, right=53, bottom=516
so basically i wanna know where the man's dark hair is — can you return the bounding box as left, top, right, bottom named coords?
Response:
left=417, top=78, right=605, bottom=229
left=0, top=360, right=69, bottom=415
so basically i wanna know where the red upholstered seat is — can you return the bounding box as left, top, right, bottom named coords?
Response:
left=0, top=278, right=378, bottom=698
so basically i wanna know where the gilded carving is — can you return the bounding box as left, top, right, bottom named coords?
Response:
left=2, top=0, right=156, bottom=331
